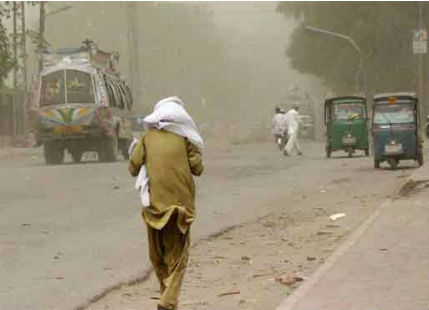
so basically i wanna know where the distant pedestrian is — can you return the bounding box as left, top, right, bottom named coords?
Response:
left=129, top=96, right=204, bottom=310
left=271, top=107, right=288, bottom=150
left=283, top=105, right=303, bottom=156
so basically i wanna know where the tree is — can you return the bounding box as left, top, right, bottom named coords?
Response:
left=0, top=3, right=14, bottom=87
left=277, top=2, right=421, bottom=94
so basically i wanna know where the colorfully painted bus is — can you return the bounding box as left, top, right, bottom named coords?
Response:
left=36, top=44, right=133, bottom=164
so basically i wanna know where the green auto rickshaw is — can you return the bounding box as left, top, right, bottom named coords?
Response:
left=325, top=96, right=370, bottom=158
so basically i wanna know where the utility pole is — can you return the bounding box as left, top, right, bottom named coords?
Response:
left=12, top=2, right=17, bottom=138
left=418, top=2, right=424, bottom=124
left=127, top=2, right=140, bottom=105
left=20, top=2, right=27, bottom=133
left=38, top=1, right=45, bottom=74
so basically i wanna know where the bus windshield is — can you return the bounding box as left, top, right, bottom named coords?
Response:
left=373, top=103, right=414, bottom=124
left=66, top=70, right=95, bottom=103
left=40, top=70, right=95, bottom=106
left=332, top=103, right=364, bottom=120
left=40, top=70, right=65, bottom=106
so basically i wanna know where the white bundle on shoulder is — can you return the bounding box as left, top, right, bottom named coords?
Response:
left=129, top=138, right=150, bottom=207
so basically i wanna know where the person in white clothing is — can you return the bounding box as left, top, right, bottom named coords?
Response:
left=283, top=105, right=303, bottom=156
left=271, top=107, right=288, bottom=149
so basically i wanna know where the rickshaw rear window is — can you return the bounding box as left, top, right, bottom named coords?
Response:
left=373, top=103, right=414, bottom=124
left=332, top=103, right=364, bottom=120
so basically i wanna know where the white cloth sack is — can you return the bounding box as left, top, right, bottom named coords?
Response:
left=129, top=138, right=150, bottom=207
left=133, top=96, right=204, bottom=207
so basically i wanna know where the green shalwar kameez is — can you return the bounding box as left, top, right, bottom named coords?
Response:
left=129, top=129, right=203, bottom=310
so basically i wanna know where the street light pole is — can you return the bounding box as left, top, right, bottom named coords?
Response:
left=303, top=25, right=366, bottom=94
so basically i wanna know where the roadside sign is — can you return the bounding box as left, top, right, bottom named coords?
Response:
left=413, top=29, right=427, bottom=54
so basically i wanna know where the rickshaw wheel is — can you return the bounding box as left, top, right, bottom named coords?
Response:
left=326, top=147, right=331, bottom=158
left=374, top=159, right=380, bottom=169
left=417, top=150, right=424, bottom=167
left=388, top=158, right=398, bottom=170
left=348, top=149, right=353, bottom=158
left=365, top=148, right=370, bottom=156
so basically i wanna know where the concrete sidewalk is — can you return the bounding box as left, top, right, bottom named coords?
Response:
left=277, top=163, right=429, bottom=310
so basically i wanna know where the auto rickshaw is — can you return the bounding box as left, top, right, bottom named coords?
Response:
left=372, top=92, right=424, bottom=169
left=324, top=96, right=369, bottom=158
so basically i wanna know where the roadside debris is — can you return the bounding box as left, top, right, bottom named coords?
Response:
left=329, top=212, right=346, bottom=221
left=218, top=289, right=240, bottom=297
left=276, top=274, right=305, bottom=286
left=317, top=230, right=334, bottom=235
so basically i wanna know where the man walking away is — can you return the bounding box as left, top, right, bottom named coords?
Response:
left=129, top=96, right=204, bottom=310
left=283, top=104, right=303, bottom=156
left=271, top=107, right=288, bottom=150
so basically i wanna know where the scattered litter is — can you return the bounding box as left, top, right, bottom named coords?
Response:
left=326, top=224, right=340, bottom=228
left=112, top=185, right=120, bottom=190
left=306, top=256, right=316, bottom=261
left=276, top=275, right=305, bottom=286
left=379, top=248, right=388, bottom=252
left=329, top=213, right=346, bottom=221
left=218, top=289, right=240, bottom=297
left=320, top=190, right=327, bottom=194
left=281, top=233, right=289, bottom=242
left=241, top=255, right=251, bottom=261
left=21, top=223, right=31, bottom=227
left=317, top=230, right=333, bottom=235
left=252, top=272, right=270, bottom=278
left=150, top=296, right=160, bottom=300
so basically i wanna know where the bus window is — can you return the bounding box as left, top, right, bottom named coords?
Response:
left=66, top=70, right=95, bottom=103
left=40, top=70, right=66, bottom=106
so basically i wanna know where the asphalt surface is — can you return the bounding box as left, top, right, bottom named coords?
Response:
left=0, top=141, right=415, bottom=310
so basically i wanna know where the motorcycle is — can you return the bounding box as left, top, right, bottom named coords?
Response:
left=275, top=132, right=289, bottom=151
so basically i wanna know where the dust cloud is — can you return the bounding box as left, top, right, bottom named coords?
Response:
left=25, top=2, right=327, bottom=142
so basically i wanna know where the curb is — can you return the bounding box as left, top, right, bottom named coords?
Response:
left=275, top=163, right=427, bottom=310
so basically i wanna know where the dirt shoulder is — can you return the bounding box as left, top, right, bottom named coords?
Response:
left=85, top=163, right=409, bottom=310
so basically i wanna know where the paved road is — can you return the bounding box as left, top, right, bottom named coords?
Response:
left=0, top=141, right=415, bottom=310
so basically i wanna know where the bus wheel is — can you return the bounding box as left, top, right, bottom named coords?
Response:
left=120, top=139, right=131, bottom=160
left=99, top=134, right=118, bottom=162
left=70, top=150, right=83, bottom=163
left=44, top=142, right=64, bottom=165
left=417, top=150, right=424, bottom=167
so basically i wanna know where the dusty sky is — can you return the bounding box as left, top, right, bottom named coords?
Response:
left=7, top=2, right=328, bottom=140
